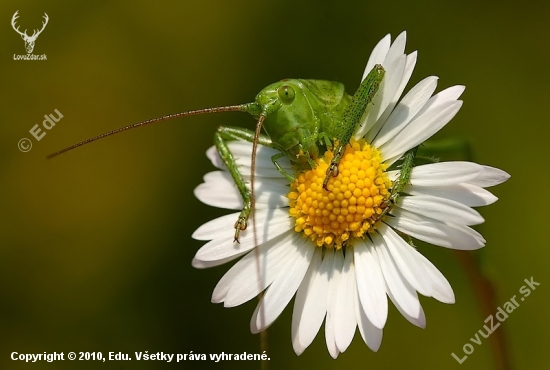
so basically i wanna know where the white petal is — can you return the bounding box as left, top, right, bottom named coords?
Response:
left=362, top=55, right=407, bottom=141
left=379, top=224, right=454, bottom=303
left=354, top=80, right=385, bottom=140
left=387, top=208, right=485, bottom=250
left=354, top=239, right=388, bottom=329
left=449, top=223, right=486, bottom=244
left=292, top=248, right=334, bottom=350
left=405, top=183, right=498, bottom=207
left=362, top=34, right=391, bottom=81
left=385, top=169, right=399, bottom=182
left=387, top=287, right=426, bottom=328
left=355, top=289, right=383, bottom=351
left=408, top=162, right=484, bottom=186
left=231, top=140, right=294, bottom=177
left=400, top=51, right=418, bottom=92
left=191, top=254, right=245, bottom=269
left=378, top=224, right=432, bottom=296
left=391, top=51, right=418, bottom=108
left=369, top=51, right=418, bottom=141
left=415, top=85, right=465, bottom=116
left=396, top=208, right=486, bottom=245
left=357, top=49, right=408, bottom=141
left=251, top=240, right=315, bottom=333
left=192, top=209, right=290, bottom=241
left=325, top=249, right=343, bottom=359
left=415, top=254, right=455, bottom=304
left=292, top=248, right=330, bottom=355
left=397, top=194, right=484, bottom=225
left=372, top=76, right=438, bottom=147
left=467, top=165, right=511, bottom=187
left=194, top=171, right=288, bottom=210
left=380, top=86, right=464, bottom=163
left=373, top=233, right=421, bottom=319
left=211, top=230, right=294, bottom=304
left=381, top=100, right=463, bottom=161
left=226, top=233, right=301, bottom=308
left=194, top=172, right=240, bottom=210
left=194, top=209, right=292, bottom=262
left=384, top=31, right=407, bottom=66
left=208, top=141, right=292, bottom=169
left=334, top=250, right=357, bottom=352
left=206, top=143, right=292, bottom=178
left=192, top=212, right=241, bottom=241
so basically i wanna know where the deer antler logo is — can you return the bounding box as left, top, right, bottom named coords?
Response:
left=11, top=11, right=49, bottom=54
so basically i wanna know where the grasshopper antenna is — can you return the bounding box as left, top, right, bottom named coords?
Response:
left=47, top=105, right=248, bottom=158
left=250, top=112, right=266, bottom=253
left=250, top=111, right=269, bottom=364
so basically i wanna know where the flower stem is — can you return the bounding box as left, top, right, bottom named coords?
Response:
left=422, top=137, right=510, bottom=369
left=454, top=251, right=511, bottom=370
left=255, top=258, right=269, bottom=370
left=260, top=324, right=269, bottom=370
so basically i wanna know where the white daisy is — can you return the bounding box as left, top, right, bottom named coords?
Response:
left=192, top=31, right=510, bottom=358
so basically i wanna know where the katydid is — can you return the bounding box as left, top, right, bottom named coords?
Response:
left=49, top=65, right=393, bottom=243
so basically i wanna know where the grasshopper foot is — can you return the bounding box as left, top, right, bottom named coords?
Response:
left=233, top=217, right=247, bottom=243
left=323, top=162, right=339, bottom=190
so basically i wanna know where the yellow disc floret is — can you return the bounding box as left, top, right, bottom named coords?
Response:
left=288, top=139, right=392, bottom=249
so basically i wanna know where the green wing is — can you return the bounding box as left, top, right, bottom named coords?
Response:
left=298, top=79, right=346, bottom=107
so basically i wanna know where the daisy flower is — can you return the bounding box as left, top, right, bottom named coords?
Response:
left=192, top=31, right=510, bottom=358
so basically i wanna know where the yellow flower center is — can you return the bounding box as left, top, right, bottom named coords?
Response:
left=288, top=140, right=392, bottom=249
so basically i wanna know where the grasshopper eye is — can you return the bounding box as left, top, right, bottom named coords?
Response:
left=277, top=85, right=295, bottom=104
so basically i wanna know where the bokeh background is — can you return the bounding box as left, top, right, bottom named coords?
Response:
left=0, top=0, right=547, bottom=369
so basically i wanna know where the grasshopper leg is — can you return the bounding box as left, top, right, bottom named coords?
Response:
left=323, top=64, right=385, bottom=189
left=372, top=146, right=418, bottom=223
left=317, top=132, right=333, bottom=149
left=271, top=152, right=296, bottom=182
left=215, top=126, right=276, bottom=242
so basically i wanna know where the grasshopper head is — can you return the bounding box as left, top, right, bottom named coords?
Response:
left=248, top=79, right=319, bottom=162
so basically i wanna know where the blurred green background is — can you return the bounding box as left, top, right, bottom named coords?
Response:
left=0, top=0, right=547, bottom=369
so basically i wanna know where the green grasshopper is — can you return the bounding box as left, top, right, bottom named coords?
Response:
left=49, top=64, right=419, bottom=244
